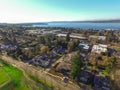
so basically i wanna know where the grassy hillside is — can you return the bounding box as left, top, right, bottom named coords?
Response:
left=0, top=59, right=52, bottom=90
left=0, top=68, right=9, bottom=86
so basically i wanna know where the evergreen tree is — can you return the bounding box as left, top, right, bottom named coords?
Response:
left=70, top=52, right=83, bottom=81
left=66, top=33, right=70, bottom=42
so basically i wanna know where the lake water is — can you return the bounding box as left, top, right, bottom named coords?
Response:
left=32, top=22, right=120, bottom=30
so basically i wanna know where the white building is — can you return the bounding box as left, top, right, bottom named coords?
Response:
left=43, top=30, right=61, bottom=34
left=89, top=35, right=106, bottom=40
left=92, top=44, right=107, bottom=54
left=79, top=43, right=90, bottom=50
left=26, top=30, right=41, bottom=34
left=57, top=34, right=87, bottom=40
left=26, top=29, right=61, bottom=35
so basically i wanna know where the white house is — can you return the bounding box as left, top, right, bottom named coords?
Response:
left=92, top=44, right=107, bottom=54
left=79, top=43, right=90, bottom=50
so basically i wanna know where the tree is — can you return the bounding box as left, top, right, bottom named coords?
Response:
left=3, top=37, right=11, bottom=44
left=103, top=57, right=117, bottom=75
left=101, top=52, right=111, bottom=57
left=24, top=49, right=34, bottom=59
left=40, top=46, right=49, bottom=54
left=66, top=33, right=70, bottom=42
left=67, top=41, right=75, bottom=52
left=12, top=38, right=17, bottom=45
left=70, top=52, right=83, bottom=81
left=54, top=39, right=59, bottom=46
left=44, top=37, right=51, bottom=46
left=39, top=37, right=45, bottom=44
left=107, top=35, right=112, bottom=42
left=97, top=56, right=102, bottom=60
left=109, top=57, right=117, bottom=65
left=27, top=51, right=34, bottom=59
left=78, top=46, right=82, bottom=52
left=34, top=45, right=40, bottom=55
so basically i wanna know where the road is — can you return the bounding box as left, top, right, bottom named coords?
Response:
left=1, top=55, right=81, bottom=90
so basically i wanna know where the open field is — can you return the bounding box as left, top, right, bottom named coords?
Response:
left=0, top=59, right=52, bottom=90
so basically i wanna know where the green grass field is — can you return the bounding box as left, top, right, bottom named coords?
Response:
left=0, top=68, right=9, bottom=86
left=0, top=59, right=52, bottom=90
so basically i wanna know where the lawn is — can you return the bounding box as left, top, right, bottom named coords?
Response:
left=0, top=68, right=9, bottom=85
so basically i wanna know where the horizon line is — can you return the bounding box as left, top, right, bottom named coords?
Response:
left=1, top=18, right=120, bottom=24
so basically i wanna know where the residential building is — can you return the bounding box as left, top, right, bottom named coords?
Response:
left=94, top=76, right=110, bottom=90
left=92, top=44, right=107, bottom=54
left=79, top=43, right=90, bottom=50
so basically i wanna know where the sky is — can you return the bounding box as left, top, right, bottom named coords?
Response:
left=0, top=0, right=120, bottom=23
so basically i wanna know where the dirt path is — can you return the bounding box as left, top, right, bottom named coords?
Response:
left=1, top=55, right=81, bottom=90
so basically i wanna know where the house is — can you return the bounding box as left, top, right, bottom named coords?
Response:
left=79, top=70, right=94, bottom=84
left=16, top=36, right=31, bottom=43
left=92, top=44, right=107, bottom=54
left=94, top=76, right=110, bottom=90
left=115, top=50, right=120, bottom=58
left=79, top=43, right=90, bottom=50
left=0, top=44, right=17, bottom=51
left=49, top=51, right=56, bottom=58
left=32, top=54, right=51, bottom=68
left=56, top=62, right=71, bottom=75
left=26, top=29, right=42, bottom=34
left=52, top=46, right=66, bottom=54
left=79, top=43, right=90, bottom=58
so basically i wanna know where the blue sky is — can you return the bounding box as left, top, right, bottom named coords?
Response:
left=0, top=0, right=120, bottom=23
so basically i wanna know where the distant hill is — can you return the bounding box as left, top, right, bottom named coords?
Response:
left=14, top=22, right=48, bottom=26
left=50, top=20, right=120, bottom=23
left=0, top=22, right=48, bottom=26
left=1, top=19, right=120, bottom=25
left=0, top=23, right=8, bottom=25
